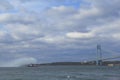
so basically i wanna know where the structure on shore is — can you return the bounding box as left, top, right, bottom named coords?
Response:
left=25, top=44, right=120, bottom=67
left=96, top=44, right=102, bottom=66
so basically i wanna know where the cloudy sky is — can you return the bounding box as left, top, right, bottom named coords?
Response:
left=0, top=0, right=120, bottom=67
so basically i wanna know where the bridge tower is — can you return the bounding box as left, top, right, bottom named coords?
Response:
left=96, top=44, right=102, bottom=66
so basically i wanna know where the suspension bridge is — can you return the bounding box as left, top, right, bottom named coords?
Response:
left=95, top=44, right=120, bottom=66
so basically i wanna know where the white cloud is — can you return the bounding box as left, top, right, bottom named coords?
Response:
left=73, top=6, right=100, bottom=19
left=91, top=18, right=120, bottom=39
left=66, top=32, right=95, bottom=39
left=36, top=36, right=66, bottom=44
left=0, top=31, right=6, bottom=38
left=51, top=6, right=76, bottom=13
left=113, top=34, right=120, bottom=40
left=0, top=13, right=11, bottom=22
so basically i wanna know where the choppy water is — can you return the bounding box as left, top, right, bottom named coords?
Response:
left=0, top=66, right=120, bottom=80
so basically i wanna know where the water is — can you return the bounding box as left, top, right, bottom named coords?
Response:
left=0, top=66, right=120, bottom=80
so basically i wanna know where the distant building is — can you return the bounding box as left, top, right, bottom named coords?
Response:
left=108, top=64, right=114, bottom=67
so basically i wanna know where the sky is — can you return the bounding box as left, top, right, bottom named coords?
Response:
left=0, top=0, right=120, bottom=67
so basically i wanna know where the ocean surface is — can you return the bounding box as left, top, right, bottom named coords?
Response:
left=0, top=66, right=120, bottom=80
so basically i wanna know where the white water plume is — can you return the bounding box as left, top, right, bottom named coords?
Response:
left=1, top=57, right=37, bottom=67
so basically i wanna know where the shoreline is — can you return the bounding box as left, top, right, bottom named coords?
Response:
left=26, top=61, right=120, bottom=67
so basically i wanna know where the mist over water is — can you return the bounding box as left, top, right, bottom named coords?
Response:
left=0, top=57, right=37, bottom=67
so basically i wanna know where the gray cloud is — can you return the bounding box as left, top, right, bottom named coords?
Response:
left=0, top=0, right=120, bottom=66
left=0, top=0, right=14, bottom=11
left=0, top=0, right=119, bottom=47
